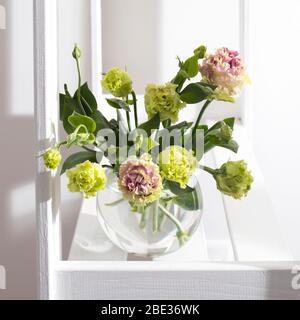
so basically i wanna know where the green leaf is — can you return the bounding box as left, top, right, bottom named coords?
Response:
left=106, top=98, right=130, bottom=112
left=205, top=134, right=239, bottom=153
left=138, top=113, right=160, bottom=137
left=182, top=56, right=199, bottom=78
left=198, top=81, right=218, bottom=90
left=166, top=121, right=193, bottom=133
left=66, top=124, right=96, bottom=148
left=164, top=179, right=200, bottom=211
left=196, top=124, right=208, bottom=133
left=224, top=117, right=235, bottom=129
left=180, top=83, right=214, bottom=104
left=61, top=95, right=83, bottom=134
left=74, top=82, right=97, bottom=114
left=89, top=110, right=112, bottom=133
left=68, top=112, right=97, bottom=133
left=165, top=180, right=195, bottom=196
left=217, top=139, right=239, bottom=153
left=205, top=118, right=235, bottom=135
left=61, top=151, right=97, bottom=175
left=174, top=190, right=200, bottom=211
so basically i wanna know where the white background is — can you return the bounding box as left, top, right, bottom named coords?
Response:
left=0, top=0, right=300, bottom=299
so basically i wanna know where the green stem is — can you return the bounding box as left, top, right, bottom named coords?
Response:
left=126, top=111, right=132, bottom=132
left=56, top=141, right=67, bottom=149
left=158, top=204, right=185, bottom=235
left=157, top=203, right=168, bottom=231
left=125, top=96, right=132, bottom=132
left=199, top=165, right=216, bottom=175
left=162, top=119, right=171, bottom=128
left=131, top=91, right=138, bottom=128
left=105, top=198, right=125, bottom=206
left=192, top=100, right=212, bottom=137
left=152, top=201, right=159, bottom=233
left=139, top=206, right=148, bottom=230
left=75, top=57, right=86, bottom=115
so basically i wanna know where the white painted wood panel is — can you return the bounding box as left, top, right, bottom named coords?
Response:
left=55, top=261, right=300, bottom=300
left=34, top=0, right=60, bottom=300
left=212, top=123, right=292, bottom=261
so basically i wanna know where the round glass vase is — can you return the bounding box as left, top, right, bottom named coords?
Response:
left=96, top=170, right=203, bottom=258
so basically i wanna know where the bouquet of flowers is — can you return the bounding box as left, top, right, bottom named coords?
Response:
left=43, top=44, right=253, bottom=254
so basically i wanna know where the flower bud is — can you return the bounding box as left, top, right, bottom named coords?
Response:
left=43, top=148, right=62, bottom=170
left=214, top=160, right=253, bottom=199
left=72, top=44, right=81, bottom=60
left=194, top=45, right=207, bottom=59
left=220, top=122, right=233, bottom=142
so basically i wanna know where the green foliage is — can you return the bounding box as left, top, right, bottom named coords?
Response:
left=165, top=180, right=200, bottom=211
left=204, top=118, right=239, bottom=153
left=106, top=98, right=130, bottom=112
left=60, top=83, right=111, bottom=135
left=73, top=82, right=97, bottom=114
left=138, top=113, right=160, bottom=137
left=171, top=45, right=206, bottom=92
left=180, top=83, right=214, bottom=104
left=68, top=112, right=96, bottom=133
left=61, top=151, right=97, bottom=175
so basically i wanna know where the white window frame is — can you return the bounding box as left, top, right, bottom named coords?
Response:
left=34, top=0, right=299, bottom=300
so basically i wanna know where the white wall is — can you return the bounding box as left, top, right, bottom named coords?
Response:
left=248, top=0, right=300, bottom=259
left=0, top=0, right=92, bottom=299
left=57, top=0, right=93, bottom=261
left=0, top=0, right=36, bottom=299
left=102, top=0, right=242, bottom=123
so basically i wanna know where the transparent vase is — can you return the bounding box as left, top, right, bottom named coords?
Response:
left=97, top=170, right=203, bottom=258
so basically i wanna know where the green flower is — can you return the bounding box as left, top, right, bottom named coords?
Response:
left=66, top=160, right=107, bottom=198
left=101, top=68, right=133, bottom=98
left=43, top=148, right=62, bottom=170
left=159, top=146, right=197, bottom=188
left=145, top=83, right=186, bottom=123
left=214, top=160, right=253, bottom=199
left=220, top=122, right=233, bottom=142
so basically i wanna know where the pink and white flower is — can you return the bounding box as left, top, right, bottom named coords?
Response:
left=200, top=47, right=250, bottom=99
left=118, top=158, right=162, bottom=205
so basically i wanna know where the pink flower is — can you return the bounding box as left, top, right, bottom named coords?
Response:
left=118, top=158, right=162, bottom=205
left=200, top=47, right=249, bottom=99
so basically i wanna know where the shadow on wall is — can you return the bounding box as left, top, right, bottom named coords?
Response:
left=0, top=1, right=85, bottom=299
left=0, top=0, right=36, bottom=299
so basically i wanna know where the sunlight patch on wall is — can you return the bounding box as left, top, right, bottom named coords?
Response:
left=9, top=181, right=35, bottom=233
left=0, top=5, right=5, bottom=29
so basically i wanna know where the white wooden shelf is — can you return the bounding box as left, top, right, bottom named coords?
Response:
left=68, top=124, right=291, bottom=264
left=59, top=124, right=299, bottom=300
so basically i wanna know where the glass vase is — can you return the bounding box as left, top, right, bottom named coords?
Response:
left=96, top=170, right=203, bottom=258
